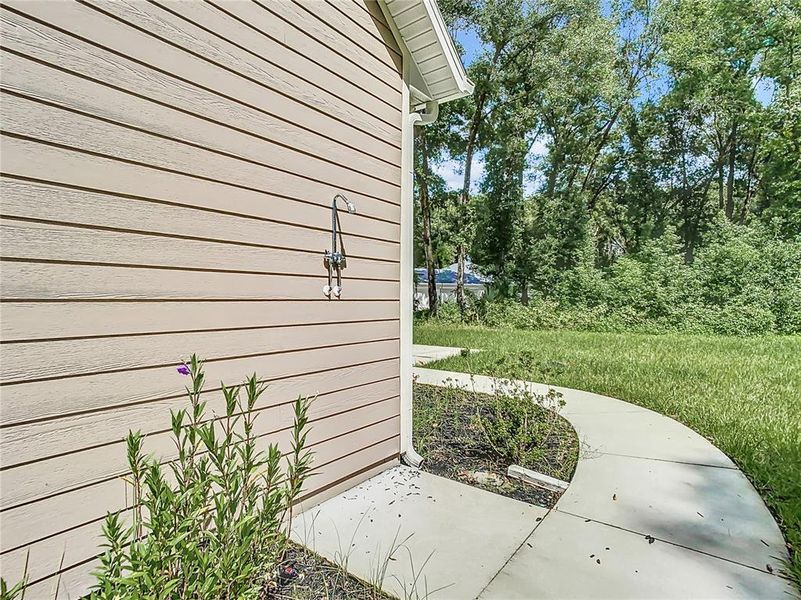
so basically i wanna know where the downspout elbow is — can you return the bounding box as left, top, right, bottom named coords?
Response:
left=412, top=100, right=439, bottom=127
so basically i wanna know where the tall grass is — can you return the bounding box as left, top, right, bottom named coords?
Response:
left=415, top=322, right=801, bottom=584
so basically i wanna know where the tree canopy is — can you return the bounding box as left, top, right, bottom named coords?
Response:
left=414, top=0, right=800, bottom=331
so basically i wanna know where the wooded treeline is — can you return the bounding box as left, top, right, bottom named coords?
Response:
left=414, top=0, right=800, bottom=333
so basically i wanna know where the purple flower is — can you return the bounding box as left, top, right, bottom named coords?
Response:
left=177, top=363, right=191, bottom=376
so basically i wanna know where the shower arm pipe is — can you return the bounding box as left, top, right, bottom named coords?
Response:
left=331, top=193, right=348, bottom=256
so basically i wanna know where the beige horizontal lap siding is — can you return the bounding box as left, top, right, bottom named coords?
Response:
left=2, top=386, right=401, bottom=530
left=1, top=339, right=400, bottom=427
left=0, top=10, right=399, bottom=188
left=0, top=219, right=399, bottom=281
left=1, top=1, right=400, bottom=164
left=0, top=179, right=399, bottom=259
left=0, top=301, right=400, bottom=344
left=0, top=0, right=403, bottom=597
left=1, top=136, right=400, bottom=238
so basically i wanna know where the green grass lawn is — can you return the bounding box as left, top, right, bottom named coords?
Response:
left=414, top=322, right=801, bottom=584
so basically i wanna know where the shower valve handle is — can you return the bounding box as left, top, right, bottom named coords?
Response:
left=324, top=250, right=347, bottom=269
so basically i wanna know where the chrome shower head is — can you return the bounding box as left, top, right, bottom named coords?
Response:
left=333, top=193, right=356, bottom=214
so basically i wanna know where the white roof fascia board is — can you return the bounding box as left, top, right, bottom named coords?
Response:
left=381, top=0, right=474, bottom=104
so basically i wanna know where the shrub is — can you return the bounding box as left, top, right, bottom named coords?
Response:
left=476, top=376, right=566, bottom=468
left=89, top=355, right=313, bottom=600
left=432, top=300, right=464, bottom=325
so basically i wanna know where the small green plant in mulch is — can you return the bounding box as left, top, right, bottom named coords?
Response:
left=476, top=354, right=571, bottom=470
left=413, top=382, right=578, bottom=507
left=477, top=386, right=567, bottom=468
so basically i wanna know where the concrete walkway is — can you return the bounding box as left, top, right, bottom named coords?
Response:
left=412, top=344, right=468, bottom=366
left=293, top=466, right=549, bottom=599
left=295, top=347, right=794, bottom=598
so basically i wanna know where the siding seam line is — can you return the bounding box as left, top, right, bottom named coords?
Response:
left=0, top=173, right=400, bottom=243
left=0, top=335, right=401, bottom=387
left=0, top=214, right=401, bottom=265
left=0, top=256, right=401, bottom=283
left=0, top=318, right=400, bottom=346
left=0, top=299, right=401, bottom=304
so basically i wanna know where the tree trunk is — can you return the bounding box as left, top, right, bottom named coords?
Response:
left=725, top=121, right=737, bottom=220
left=716, top=128, right=725, bottom=211
left=415, top=127, right=438, bottom=315
left=545, top=143, right=561, bottom=200
left=740, top=137, right=759, bottom=224
left=457, top=90, right=487, bottom=314
left=520, top=280, right=529, bottom=306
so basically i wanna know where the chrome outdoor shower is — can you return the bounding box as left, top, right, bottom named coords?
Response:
left=323, top=193, right=356, bottom=298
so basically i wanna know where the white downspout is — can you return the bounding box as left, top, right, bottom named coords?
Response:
left=379, top=0, right=469, bottom=470
left=414, top=100, right=439, bottom=125
left=400, top=87, right=439, bottom=469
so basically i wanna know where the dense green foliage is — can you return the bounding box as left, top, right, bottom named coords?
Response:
left=414, top=323, right=801, bottom=584
left=430, top=222, right=801, bottom=335
left=90, top=356, right=313, bottom=600
left=415, top=0, right=800, bottom=318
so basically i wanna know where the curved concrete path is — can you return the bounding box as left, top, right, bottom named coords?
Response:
left=414, top=363, right=795, bottom=599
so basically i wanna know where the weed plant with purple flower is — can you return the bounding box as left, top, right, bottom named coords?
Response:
left=88, top=354, right=314, bottom=599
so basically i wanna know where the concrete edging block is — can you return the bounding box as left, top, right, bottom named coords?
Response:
left=507, top=464, right=569, bottom=493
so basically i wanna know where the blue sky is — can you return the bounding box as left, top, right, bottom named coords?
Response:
left=453, top=28, right=482, bottom=66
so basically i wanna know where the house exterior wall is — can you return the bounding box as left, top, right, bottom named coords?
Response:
left=0, top=1, right=403, bottom=596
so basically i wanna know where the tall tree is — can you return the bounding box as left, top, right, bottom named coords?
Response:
left=447, top=0, right=561, bottom=312
left=417, top=0, right=800, bottom=319
left=415, top=125, right=439, bottom=314
left=755, top=0, right=801, bottom=237
left=656, top=0, right=776, bottom=255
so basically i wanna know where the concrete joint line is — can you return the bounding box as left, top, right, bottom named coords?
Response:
left=594, top=450, right=739, bottom=469
left=475, top=507, right=554, bottom=599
